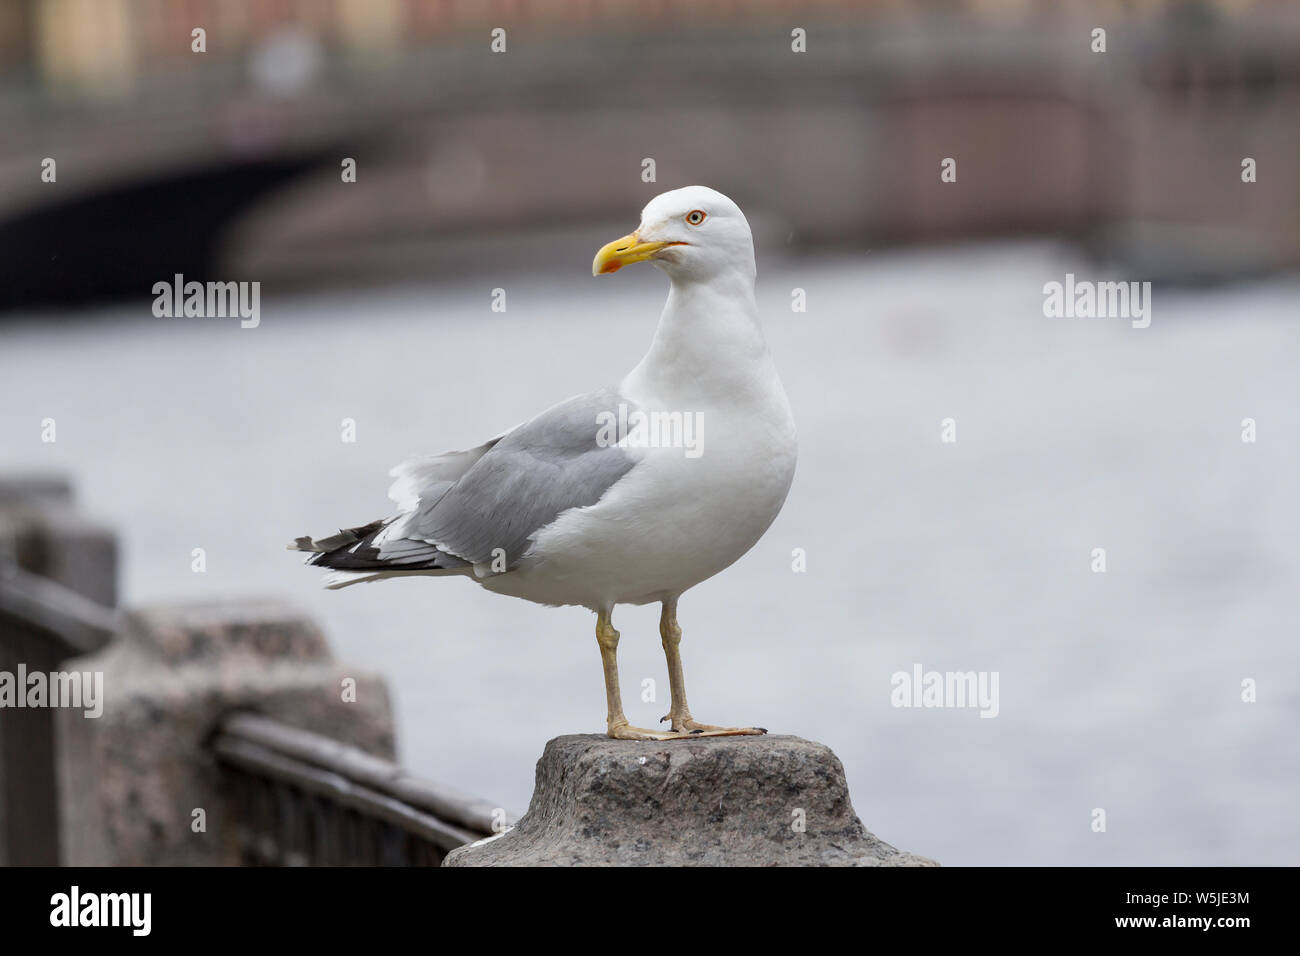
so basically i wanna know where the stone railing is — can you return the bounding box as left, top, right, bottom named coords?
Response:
left=0, top=476, right=504, bottom=866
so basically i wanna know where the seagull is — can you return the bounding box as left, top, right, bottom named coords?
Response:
left=290, top=186, right=797, bottom=740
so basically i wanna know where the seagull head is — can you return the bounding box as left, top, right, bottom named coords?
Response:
left=592, top=186, right=755, bottom=285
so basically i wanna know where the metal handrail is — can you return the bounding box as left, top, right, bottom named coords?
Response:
left=0, top=559, right=116, bottom=656
left=212, top=712, right=509, bottom=852
left=213, top=733, right=479, bottom=852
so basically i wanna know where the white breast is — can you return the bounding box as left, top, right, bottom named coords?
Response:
left=487, top=362, right=797, bottom=610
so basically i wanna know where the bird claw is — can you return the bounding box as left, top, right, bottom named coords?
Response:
left=609, top=717, right=767, bottom=740
left=661, top=715, right=768, bottom=737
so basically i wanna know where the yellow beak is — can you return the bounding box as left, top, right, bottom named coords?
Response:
left=592, top=232, right=684, bottom=276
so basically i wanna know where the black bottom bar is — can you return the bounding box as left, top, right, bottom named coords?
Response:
left=0, top=865, right=1280, bottom=943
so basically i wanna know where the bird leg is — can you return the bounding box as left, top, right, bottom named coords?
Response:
left=597, top=610, right=679, bottom=740
left=657, top=601, right=766, bottom=738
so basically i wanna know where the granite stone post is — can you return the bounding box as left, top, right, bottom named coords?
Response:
left=444, top=734, right=937, bottom=867
left=55, top=600, right=395, bottom=865
left=0, top=475, right=117, bottom=865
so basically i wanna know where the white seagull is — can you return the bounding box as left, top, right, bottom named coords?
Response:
left=290, top=186, right=797, bottom=740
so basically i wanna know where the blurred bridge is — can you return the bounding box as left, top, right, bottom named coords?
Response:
left=3, top=8, right=1299, bottom=312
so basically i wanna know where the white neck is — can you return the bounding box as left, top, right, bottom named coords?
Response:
left=622, top=268, right=774, bottom=405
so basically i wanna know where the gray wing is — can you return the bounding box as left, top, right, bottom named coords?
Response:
left=379, top=386, right=637, bottom=569
left=293, top=434, right=505, bottom=572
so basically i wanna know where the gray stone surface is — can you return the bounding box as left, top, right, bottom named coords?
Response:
left=0, top=476, right=117, bottom=608
left=0, top=474, right=73, bottom=508
left=55, top=600, right=395, bottom=865
left=444, top=734, right=937, bottom=867
left=0, top=477, right=118, bottom=865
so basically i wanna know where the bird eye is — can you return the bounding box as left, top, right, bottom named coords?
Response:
left=685, top=210, right=706, bottom=225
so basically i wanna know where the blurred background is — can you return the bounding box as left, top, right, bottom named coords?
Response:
left=2, top=0, right=1298, bottom=866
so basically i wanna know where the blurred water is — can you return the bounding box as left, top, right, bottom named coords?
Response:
left=3, top=240, right=1298, bottom=865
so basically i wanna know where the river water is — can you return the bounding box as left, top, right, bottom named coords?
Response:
left=3, top=240, right=1297, bottom=865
